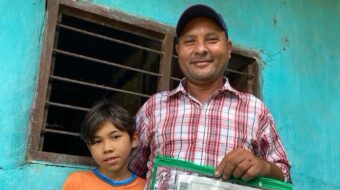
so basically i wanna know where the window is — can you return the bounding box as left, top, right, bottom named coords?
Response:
left=28, top=0, right=260, bottom=166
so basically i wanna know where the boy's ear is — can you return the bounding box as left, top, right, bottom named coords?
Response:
left=132, top=131, right=139, bottom=148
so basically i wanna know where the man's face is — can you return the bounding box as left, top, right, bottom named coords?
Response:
left=176, top=17, right=232, bottom=85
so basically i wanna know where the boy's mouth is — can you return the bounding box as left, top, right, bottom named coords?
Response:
left=103, top=156, right=118, bottom=163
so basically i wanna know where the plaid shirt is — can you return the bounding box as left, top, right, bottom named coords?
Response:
left=129, top=79, right=291, bottom=189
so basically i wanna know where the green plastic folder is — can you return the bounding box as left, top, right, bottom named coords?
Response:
left=150, top=154, right=294, bottom=190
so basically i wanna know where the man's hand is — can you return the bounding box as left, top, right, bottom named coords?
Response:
left=215, top=147, right=272, bottom=181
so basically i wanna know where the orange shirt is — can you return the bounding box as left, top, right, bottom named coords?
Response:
left=62, top=170, right=145, bottom=190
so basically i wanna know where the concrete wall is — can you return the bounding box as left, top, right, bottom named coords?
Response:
left=0, top=0, right=339, bottom=189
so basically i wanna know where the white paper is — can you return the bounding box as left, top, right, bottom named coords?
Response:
left=176, top=174, right=263, bottom=190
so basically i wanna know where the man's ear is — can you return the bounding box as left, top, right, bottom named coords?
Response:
left=175, top=44, right=179, bottom=55
left=132, top=131, right=139, bottom=148
left=226, top=39, right=232, bottom=55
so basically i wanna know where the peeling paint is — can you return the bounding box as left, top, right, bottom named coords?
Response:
left=273, top=15, right=278, bottom=26
left=282, top=34, right=289, bottom=51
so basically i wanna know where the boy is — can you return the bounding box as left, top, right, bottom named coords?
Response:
left=62, top=99, right=145, bottom=190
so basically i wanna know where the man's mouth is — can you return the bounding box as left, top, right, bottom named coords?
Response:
left=191, top=56, right=213, bottom=64
left=191, top=59, right=212, bottom=67
left=191, top=59, right=212, bottom=63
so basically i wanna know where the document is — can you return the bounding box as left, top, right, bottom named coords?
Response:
left=176, top=174, right=263, bottom=190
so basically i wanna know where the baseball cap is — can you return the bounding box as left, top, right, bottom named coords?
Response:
left=176, top=4, right=228, bottom=40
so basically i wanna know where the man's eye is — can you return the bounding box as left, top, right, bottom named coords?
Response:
left=183, top=39, right=195, bottom=45
left=207, top=37, right=218, bottom=43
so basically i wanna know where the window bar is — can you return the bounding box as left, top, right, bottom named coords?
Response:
left=170, top=76, right=181, bottom=81
left=46, top=101, right=89, bottom=112
left=56, top=23, right=163, bottom=55
left=49, top=75, right=151, bottom=98
left=53, top=49, right=162, bottom=77
left=42, top=127, right=81, bottom=137
left=225, top=68, right=254, bottom=79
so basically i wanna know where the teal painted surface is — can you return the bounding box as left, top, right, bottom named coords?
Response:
left=0, top=0, right=44, bottom=167
left=0, top=0, right=339, bottom=189
left=0, top=163, right=81, bottom=190
left=259, top=2, right=340, bottom=189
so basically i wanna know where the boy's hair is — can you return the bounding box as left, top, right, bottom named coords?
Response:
left=80, top=99, right=136, bottom=144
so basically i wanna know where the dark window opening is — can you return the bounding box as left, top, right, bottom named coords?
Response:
left=41, top=13, right=162, bottom=157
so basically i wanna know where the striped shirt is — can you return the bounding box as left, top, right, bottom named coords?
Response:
left=129, top=79, right=291, bottom=189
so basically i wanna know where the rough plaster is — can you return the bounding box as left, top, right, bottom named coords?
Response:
left=0, top=0, right=339, bottom=189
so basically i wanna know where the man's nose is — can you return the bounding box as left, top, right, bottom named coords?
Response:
left=194, top=40, right=208, bottom=55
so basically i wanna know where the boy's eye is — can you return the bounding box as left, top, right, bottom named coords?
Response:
left=91, top=139, right=101, bottom=144
left=111, top=134, right=121, bottom=139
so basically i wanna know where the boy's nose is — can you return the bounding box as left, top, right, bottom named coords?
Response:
left=103, top=141, right=113, bottom=153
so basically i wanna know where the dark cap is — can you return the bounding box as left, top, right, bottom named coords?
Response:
left=176, top=4, right=228, bottom=40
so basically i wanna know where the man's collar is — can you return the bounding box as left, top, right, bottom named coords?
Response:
left=168, top=77, right=240, bottom=97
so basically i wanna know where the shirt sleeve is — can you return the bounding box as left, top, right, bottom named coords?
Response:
left=62, top=173, right=83, bottom=190
left=257, top=107, right=292, bottom=182
left=129, top=100, right=152, bottom=177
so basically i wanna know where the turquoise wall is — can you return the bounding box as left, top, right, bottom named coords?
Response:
left=0, top=0, right=339, bottom=189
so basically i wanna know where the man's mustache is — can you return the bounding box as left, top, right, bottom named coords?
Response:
left=190, top=56, right=213, bottom=63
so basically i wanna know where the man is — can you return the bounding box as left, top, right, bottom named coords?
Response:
left=129, top=4, right=291, bottom=189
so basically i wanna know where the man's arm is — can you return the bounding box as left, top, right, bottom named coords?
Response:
left=128, top=103, right=152, bottom=177
left=129, top=145, right=150, bottom=177
left=215, top=106, right=291, bottom=182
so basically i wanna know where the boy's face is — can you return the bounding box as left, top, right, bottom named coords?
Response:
left=88, top=120, right=138, bottom=180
